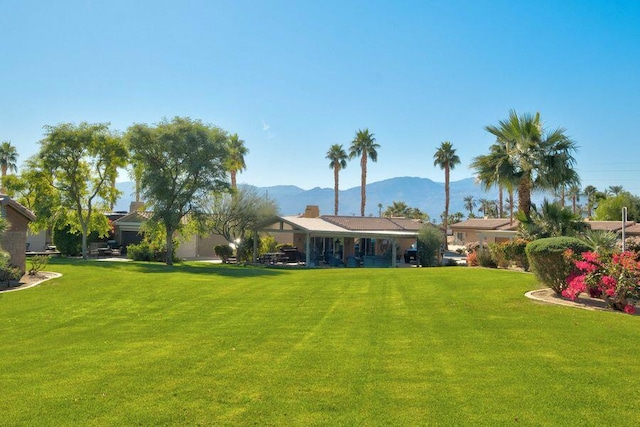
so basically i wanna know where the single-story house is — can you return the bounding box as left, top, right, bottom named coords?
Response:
left=113, top=210, right=230, bottom=259
left=1, top=195, right=36, bottom=272
left=449, top=218, right=519, bottom=247
left=253, top=205, right=432, bottom=267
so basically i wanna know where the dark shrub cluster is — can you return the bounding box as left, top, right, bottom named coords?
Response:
left=526, top=237, right=591, bottom=294
left=127, top=241, right=179, bottom=263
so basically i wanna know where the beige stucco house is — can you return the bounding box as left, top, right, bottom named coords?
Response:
left=449, top=218, right=519, bottom=247
left=253, top=205, right=431, bottom=267
left=1, top=195, right=36, bottom=272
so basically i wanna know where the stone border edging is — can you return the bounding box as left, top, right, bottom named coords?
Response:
left=525, top=288, right=630, bottom=314
left=0, top=272, right=62, bottom=293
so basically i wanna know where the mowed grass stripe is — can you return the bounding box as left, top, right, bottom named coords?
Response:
left=1, top=260, right=639, bottom=425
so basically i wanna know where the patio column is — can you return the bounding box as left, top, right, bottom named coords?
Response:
left=252, top=230, right=258, bottom=263
left=305, top=233, right=311, bottom=267
left=391, top=239, right=397, bottom=268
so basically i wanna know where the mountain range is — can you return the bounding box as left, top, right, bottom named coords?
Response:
left=114, top=176, right=506, bottom=220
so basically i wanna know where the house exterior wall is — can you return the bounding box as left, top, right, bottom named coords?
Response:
left=26, top=229, right=48, bottom=252
left=4, top=205, right=31, bottom=272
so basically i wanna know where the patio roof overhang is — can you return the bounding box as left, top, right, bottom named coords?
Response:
left=253, top=215, right=421, bottom=267
left=254, top=215, right=419, bottom=240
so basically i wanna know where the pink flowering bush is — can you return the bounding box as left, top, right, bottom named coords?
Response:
left=563, top=250, right=640, bottom=314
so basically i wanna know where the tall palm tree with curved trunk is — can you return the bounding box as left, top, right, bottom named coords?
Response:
left=349, top=129, right=379, bottom=217
left=434, top=141, right=460, bottom=249
left=326, top=144, right=348, bottom=215
left=0, top=141, right=18, bottom=193
left=481, top=110, right=578, bottom=218
left=226, top=134, right=248, bottom=189
left=470, top=139, right=518, bottom=223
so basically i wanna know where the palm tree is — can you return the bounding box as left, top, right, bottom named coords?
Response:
left=0, top=141, right=18, bottom=192
left=567, top=184, right=582, bottom=215
left=433, top=141, right=461, bottom=248
left=384, top=201, right=410, bottom=217
left=470, top=139, right=518, bottom=223
left=608, top=185, right=624, bottom=196
left=463, top=195, right=476, bottom=217
left=480, top=110, right=578, bottom=218
left=349, top=129, right=379, bottom=217
left=226, top=134, right=248, bottom=189
left=326, top=144, right=348, bottom=215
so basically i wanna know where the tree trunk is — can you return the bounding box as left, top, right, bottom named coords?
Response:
left=333, top=167, right=339, bottom=215
left=166, top=225, right=174, bottom=266
left=230, top=170, right=237, bottom=189
left=509, top=189, right=515, bottom=225
left=518, top=174, right=532, bottom=217
left=443, top=166, right=450, bottom=250
left=498, top=184, right=504, bottom=218
left=1, top=165, right=6, bottom=193
left=360, top=154, right=367, bottom=217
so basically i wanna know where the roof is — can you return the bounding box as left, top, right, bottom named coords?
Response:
left=321, top=215, right=425, bottom=231
left=623, top=223, right=640, bottom=235
left=450, top=218, right=514, bottom=230
left=113, top=211, right=153, bottom=224
left=0, top=195, right=36, bottom=222
left=255, top=214, right=428, bottom=239
left=586, top=221, right=635, bottom=232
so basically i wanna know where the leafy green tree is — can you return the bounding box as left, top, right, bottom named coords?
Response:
left=477, top=110, right=578, bottom=218
left=0, top=141, right=18, bottom=192
left=433, top=141, right=460, bottom=249
left=349, top=128, right=379, bottom=217
left=35, top=122, right=127, bottom=259
left=226, top=133, right=248, bottom=189
left=127, top=117, right=230, bottom=265
left=204, top=186, right=278, bottom=262
left=594, top=192, right=640, bottom=221
left=326, top=144, right=348, bottom=215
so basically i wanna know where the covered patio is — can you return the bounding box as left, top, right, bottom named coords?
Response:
left=252, top=213, right=424, bottom=268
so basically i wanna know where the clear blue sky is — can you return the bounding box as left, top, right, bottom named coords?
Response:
left=2, top=0, right=639, bottom=194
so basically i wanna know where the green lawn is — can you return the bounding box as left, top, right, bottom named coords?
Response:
left=1, top=259, right=638, bottom=426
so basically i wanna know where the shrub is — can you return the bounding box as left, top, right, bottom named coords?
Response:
left=503, top=239, right=530, bottom=271
left=579, top=229, right=618, bottom=255
left=477, top=248, right=497, bottom=268
left=465, top=241, right=487, bottom=267
left=127, top=241, right=179, bottom=263
left=417, top=225, right=444, bottom=267
left=564, top=251, right=640, bottom=314
left=260, top=235, right=279, bottom=255
left=621, top=236, right=640, bottom=253
left=0, top=264, right=22, bottom=286
left=466, top=250, right=478, bottom=267
left=237, top=235, right=256, bottom=263
left=488, top=243, right=509, bottom=268
left=53, top=225, right=100, bottom=256
left=28, top=255, right=50, bottom=276
left=525, top=237, right=591, bottom=294
left=214, top=244, right=233, bottom=263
